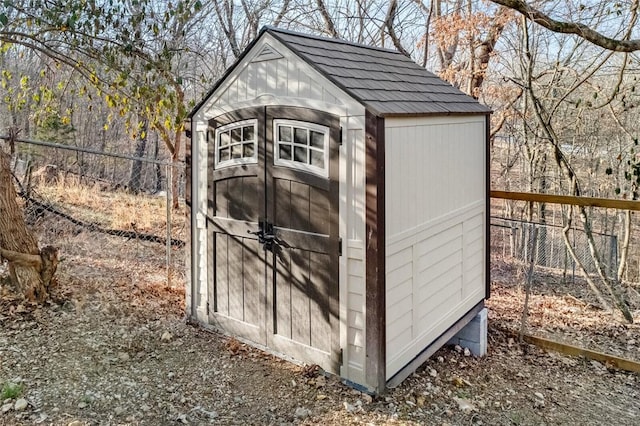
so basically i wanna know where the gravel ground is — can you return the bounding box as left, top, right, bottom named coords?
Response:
left=1, top=239, right=640, bottom=425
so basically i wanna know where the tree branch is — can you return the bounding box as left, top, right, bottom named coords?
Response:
left=0, top=247, right=43, bottom=269
left=316, top=0, right=339, bottom=38
left=383, top=0, right=410, bottom=57
left=490, top=0, right=640, bottom=52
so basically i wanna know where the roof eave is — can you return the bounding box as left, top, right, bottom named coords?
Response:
left=379, top=109, right=493, bottom=118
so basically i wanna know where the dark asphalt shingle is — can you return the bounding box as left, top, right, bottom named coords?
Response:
left=266, top=27, right=490, bottom=116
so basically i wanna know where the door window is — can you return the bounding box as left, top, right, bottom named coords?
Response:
left=212, top=119, right=258, bottom=168
left=274, top=120, right=329, bottom=177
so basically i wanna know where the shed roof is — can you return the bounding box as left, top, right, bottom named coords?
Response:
left=191, top=26, right=491, bottom=118
left=266, top=27, right=490, bottom=117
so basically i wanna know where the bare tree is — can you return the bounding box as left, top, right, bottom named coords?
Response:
left=504, top=16, right=635, bottom=321
left=490, top=0, right=640, bottom=52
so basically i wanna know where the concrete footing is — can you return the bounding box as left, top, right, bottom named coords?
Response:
left=448, top=307, right=488, bottom=356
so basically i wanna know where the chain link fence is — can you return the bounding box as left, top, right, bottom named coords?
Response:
left=491, top=217, right=619, bottom=282
left=3, top=136, right=186, bottom=289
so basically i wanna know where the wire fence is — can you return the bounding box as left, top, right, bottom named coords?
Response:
left=6, top=135, right=638, bottom=307
left=491, top=217, right=619, bottom=282
left=3, top=136, right=186, bottom=288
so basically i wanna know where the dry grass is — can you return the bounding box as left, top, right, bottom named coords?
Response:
left=488, top=258, right=640, bottom=362
left=33, top=174, right=182, bottom=234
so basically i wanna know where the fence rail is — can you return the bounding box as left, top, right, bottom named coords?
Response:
left=2, top=136, right=185, bottom=287
left=491, top=190, right=639, bottom=283
left=491, top=190, right=640, bottom=211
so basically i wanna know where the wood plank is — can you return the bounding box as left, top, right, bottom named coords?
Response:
left=215, top=233, right=229, bottom=316
left=275, top=249, right=292, bottom=339
left=207, top=132, right=215, bottom=217
left=290, top=181, right=311, bottom=232
left=287, top=59, right=297, bottom=97
left=386, top=277, right=413, bottom=308
left=228, top=177, right=243, bottom=220
left=386, top=328, right=413, bottom=361
left=291, top=249, right=311, bottom=346
left=299, top=69, right=310, bottom=98
left=246, top=63, right=257, bottom=99
left=309, top=186, right=330, bottom=234
left=215, top=180, right=229, bottom=218
left=417, top=264, right=462, bottom=305
left=274, top=228, right=330, bottom=253
left=242, top=176, right=260, bottom=222
left=265, top=105, right=341, bottom=373
left=520, top=334, right=640, bottom=374
left=206, top=225, right=215, bottom=319
left=387, top=301, right=485, bottom=386
left=237, top=68, right=248, bottom=100
left=418, top=287, right=462, bottom=326
left=211, top=164, right=260, bottom=180
left=386, top=307, right=413, bottom=338
left=415, top=224, right=462, bottom=258
left=274, top=179, right=291, bottom=229
left=417, top=246, right=462, bottom=279
left=276, top=59, right=287, bottom=95
left=272, top=161, right=330, bottom=191
left=386, top=263, right=414, bottom=296
left=228, top=236, right=244, bottom=321
left=257, top=60, right=267, bottom=95
left=386, top=246, right=412, bottom=273
left=309, top=251, right=331, bottom=351
left=491, top=190, right=640, bottom=211
left=243, top=238, right=261, bottom=326
left=208, top=217, right=256, bottom=239
left=416, top=236, right=462, bottom=272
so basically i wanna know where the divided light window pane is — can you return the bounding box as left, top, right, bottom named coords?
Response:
left=310, top=131, right=324, bottom=148
left=243, top=126, right=254, bottom=141
left=279, top=126, right=292, bottom=142
left=275, top=122, right=328, bottom=176
left=216, top=120, right=258, bottom=167
left=294, top=127, right=307, bottom=145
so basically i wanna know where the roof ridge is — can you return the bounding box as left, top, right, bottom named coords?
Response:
left=262, top=25, right=405, bottom=56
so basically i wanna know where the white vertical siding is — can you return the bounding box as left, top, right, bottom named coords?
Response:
left=385, top=115, right=486, bottom=379
left=203, top=36, right=354, bottom=116
left=189, top=126, right=210, bottom=323
left=340, top=119, right=367, bottom=385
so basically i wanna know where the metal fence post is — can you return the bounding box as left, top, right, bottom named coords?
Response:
left=166, top=164, right=172, bottom=287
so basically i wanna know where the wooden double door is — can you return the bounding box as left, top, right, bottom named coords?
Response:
left=207, top=106, right=340, bottom=372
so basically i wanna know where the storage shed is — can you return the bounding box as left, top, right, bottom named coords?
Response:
left=186, top=26, right=490, bottom=393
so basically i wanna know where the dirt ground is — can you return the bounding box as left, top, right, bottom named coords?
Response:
left=1, top=234, right=640, bottom=425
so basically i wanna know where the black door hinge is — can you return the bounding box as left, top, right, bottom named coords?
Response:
left=338, top=237, right=343, bottom=257
left=339, top=348, right=343, bottom=364
left=206, top=302, right=210, bottom=315
left=338, top=127, right=343, bottom=145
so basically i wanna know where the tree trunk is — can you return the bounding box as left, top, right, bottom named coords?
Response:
left=129, top=117, right=148, bottom=194
left=0, top=138, right=57, bottom=302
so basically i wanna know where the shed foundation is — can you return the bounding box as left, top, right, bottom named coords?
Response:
left=448, top=307, right=488, bottom=356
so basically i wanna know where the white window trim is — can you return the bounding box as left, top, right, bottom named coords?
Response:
left=213, top=119, right=258, bottom=169
left=273, top=119, right=330, bottom=178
